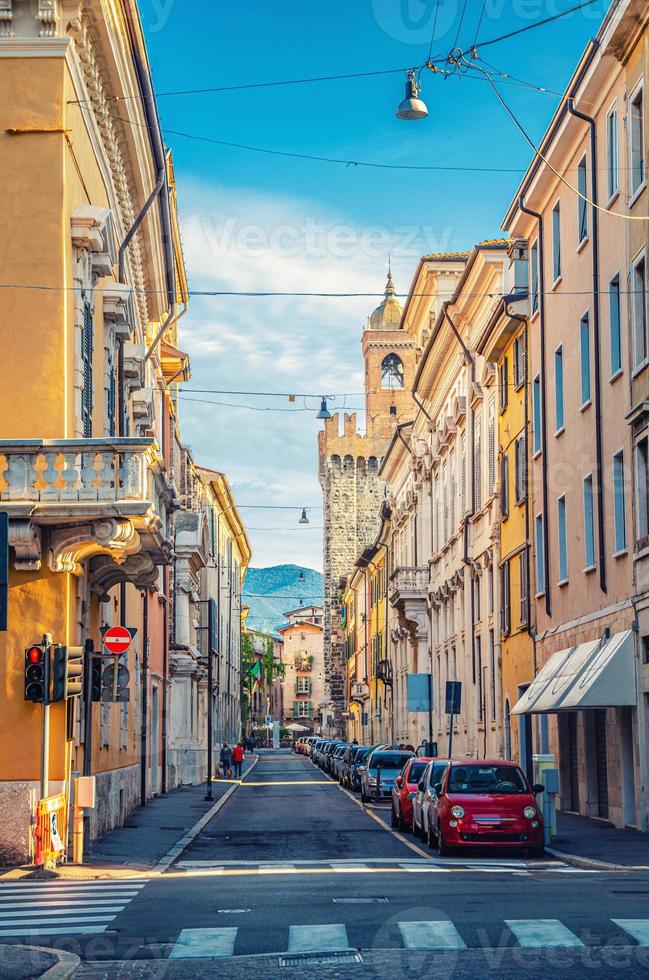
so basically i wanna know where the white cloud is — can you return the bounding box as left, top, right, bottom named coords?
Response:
left=176, top=179, right=419, bottom=570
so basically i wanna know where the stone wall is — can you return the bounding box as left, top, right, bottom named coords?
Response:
left=320, top=447, right=387, bottom=733
left=0, top=782, right=39, bottom=866
left=86, top=763, right=140, bottom=841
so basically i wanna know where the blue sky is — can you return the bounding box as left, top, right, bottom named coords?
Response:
left=139, top=0, right=608, bottom=570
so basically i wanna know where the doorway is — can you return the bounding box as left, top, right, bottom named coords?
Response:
left=594, top=709, right=609, bottom=819
left=567, top=712, right=580, bottom=812
left=151, top=685, right=159, bottom=796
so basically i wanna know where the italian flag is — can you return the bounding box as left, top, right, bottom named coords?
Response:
left=249, top=659, right=261, bottom=687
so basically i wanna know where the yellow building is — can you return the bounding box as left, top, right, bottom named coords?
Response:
left=0, top=1, right=189, bottom=862
left=480, top=243, right=535, bottom=772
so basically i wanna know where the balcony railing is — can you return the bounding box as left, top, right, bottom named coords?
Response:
left=0, top=438, right=170, bottom=577
left=388, top=566, right=429, bottom=603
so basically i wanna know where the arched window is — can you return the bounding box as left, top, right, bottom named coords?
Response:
left=381, top=353, right=404, bottom=389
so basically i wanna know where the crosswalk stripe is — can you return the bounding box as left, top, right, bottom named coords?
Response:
left=257, top=866, right=296, bottom=874
left=170, top=927, right=238, bottom=959
left=288, top=924, right=350, bottom=953
left=331, top=864, right=368, bottom=873
left=612, top=920, right=649, bottom=946
left=0, top=907, right=126, bottom=918
left=0, top=915, right=117, bottom=929
left=0, top=888, right=142, bottom=898
left=506, top=919, right=584, bottom=948
left=398, top=864, right=449, bottom=873
left=398, top=920, right=467, bottom=950
left=0, top=897, right=135, bottom=907
left=0, top=925, right=109, bottom=937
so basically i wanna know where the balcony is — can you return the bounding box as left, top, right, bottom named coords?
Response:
left=0, top=438, right=172, bottom=584
left=388, top=566, right=429, bottom=646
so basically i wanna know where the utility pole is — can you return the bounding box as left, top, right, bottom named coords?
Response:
left=40, top=633, right=52, bottom=800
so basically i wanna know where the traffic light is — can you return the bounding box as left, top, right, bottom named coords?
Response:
left=91, top=658, right=102, bottom=702
left=51, top=645, right=84, bottom=701
left=24, top=643, right=50, bottom=703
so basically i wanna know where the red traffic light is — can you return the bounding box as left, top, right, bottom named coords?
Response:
left=27, top=646, right=42, bottom=664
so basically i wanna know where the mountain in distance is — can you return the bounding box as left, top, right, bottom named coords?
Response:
left=243, top=564, right=323, bottom=634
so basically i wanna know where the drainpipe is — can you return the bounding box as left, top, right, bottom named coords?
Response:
left=568, top=97, right=606, bottom=595
left=161, top=564, right=168, bottom=794
left=141, top=588, right=149, bottom=808
left=519, top=198, right=551, bottom=617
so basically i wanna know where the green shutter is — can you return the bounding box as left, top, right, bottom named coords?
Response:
left=293, top=702, right=299, bottom=718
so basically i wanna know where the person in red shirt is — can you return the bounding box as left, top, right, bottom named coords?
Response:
left=232, top=741, right=245, bottom=778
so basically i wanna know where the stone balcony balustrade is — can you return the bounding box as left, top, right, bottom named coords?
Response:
left=388, top=566, right=430, bottom=647
left=0, top=438, right=173, bottom=586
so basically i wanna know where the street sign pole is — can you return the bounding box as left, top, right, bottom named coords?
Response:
left=448, top=713, right=454, bottom=761
left=445, top=681, right=461, bottom=760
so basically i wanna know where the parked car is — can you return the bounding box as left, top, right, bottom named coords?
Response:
left=323, top=741, right=346, bottom=774
left=360, top=749, right=415, bottom=803
left=427, top=760, right=545, bottom=857
left=331, top=743, right=350, bottom=779
left=411, top=759, right=450, bottom=841
left=312, top=739, right=328, bottom=765
left=391, top=757, right=434, bottom=831
left=304, top=736, right=317, bottom=756
left=348, top=746, right=371, bottom=790
left=339, top=745, right=365, bottom=787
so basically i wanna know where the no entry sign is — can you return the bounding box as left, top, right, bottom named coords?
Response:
left=103, top=625, right=133, bottom=655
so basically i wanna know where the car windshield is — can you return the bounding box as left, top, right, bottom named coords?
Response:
left=354, top=748, right=369, bottom=764
left=448, top=764, right=529, bottom=794
left=408, top=762, right=428, bottom=783
left=370, top=752, right=413, bottom=771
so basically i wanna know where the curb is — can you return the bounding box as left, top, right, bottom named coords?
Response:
left=546, top=845, right=649, bottom=871
left=153, top=755, right=259, bottom=873
left=11, top=946, right=81, bottom=980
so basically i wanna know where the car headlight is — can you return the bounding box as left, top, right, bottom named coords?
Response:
left=450, top=805, right=465, bottom=819
left=524, top=806, right=537, bottom=819
left=368, top=777, right=377, bottom=786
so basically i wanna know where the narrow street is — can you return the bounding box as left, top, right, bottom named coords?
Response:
left=3, top=752, right=649, bottom=977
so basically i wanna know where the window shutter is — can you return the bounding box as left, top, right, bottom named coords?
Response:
left=521, top=433, right=527, bottom=498
left=82, top=301, right=94, bottom=437
left=488, top=400, right=496, bottom=495
left=474, top=419, right=482, bottom=511
left=293, top=702, right=299, bottom=719
left=449, top=451, right=456, bottom=534
left=460, top=434, right=466, bottom=514
left=500, top=454, right=509, bottom=518
left=107, top=361, right=116, bottom=438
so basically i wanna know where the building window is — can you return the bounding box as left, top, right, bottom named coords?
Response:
left=532, top=375, right=542, bottom=455
left=515, top=434, right=526, bottom=504
left=630, top=81, right=645, bottom=197
left=580, top=313, right=591, bottom=407
left=474, top=417, right=482, bottom=511
left=488, top=399, right=496, bottom=496
left=535, top=513, right=545, bottom=595
left=513, top=334, right=525, bottom=389
left=609, top=274, right=622, bottom=377
left=82, top=300, right=94, bottom=438
left=442, top=461, right=449, bottom=544
left=606, top=105, right=619, bottom=200
left=489, top=630, right=496, bottom=722
left=558, top=494, right=568, bottom=584
left=476, top=634, right=484, bottom=721
left=552, top=201, right=561, bottom=281
left=500, top=453, right=509, bottom=519
left=500, top=561, right=510, bottom=636
left=554, top=345, right=564, bottom=433
left=577, top=156, right=588, bottom=243
left=636, top=436, right=649, bottom=543
left=472, top=574, right=481, bottom=624
left=460, top=433, right=466, bottom=514
left=499, top=357, right=508, bottom=412
left=381, top=353, right=404, bottom=389
left=449, top=449, right=456, bottom=535
left=530, top=240, right=539, bottom=314
left=519, top=551, right=529, bottom=626
left=488, top=561, right=494, bottom=617
left=583, top=474, right=596, bottom=570
left=632, top=253, right=648, bottom=370
left=613, top=450, right=627, bottom=554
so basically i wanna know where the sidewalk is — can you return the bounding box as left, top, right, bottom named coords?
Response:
left=549, top=810, right=649, bottom=869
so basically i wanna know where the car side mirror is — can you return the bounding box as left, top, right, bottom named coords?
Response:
left=434, top=782, right=443, bottom=796
left=532, top=783, right=545, bottom=795
left=417, top=779, right=425, bottom=792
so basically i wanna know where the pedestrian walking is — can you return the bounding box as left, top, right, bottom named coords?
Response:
left=232, top=741, right=245, bottom=778
left=219, top=742, right=232, bottom=778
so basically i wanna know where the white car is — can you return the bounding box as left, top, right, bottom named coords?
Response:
left=412, top=760, right=449, bottom=843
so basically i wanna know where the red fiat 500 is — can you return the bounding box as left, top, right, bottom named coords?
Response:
left=391, top=757, right=433, bottom=831
left=428, top=760, right=545, bottom=857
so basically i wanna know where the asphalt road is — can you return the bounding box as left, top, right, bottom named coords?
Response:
left=3, top=751, right=649, bottom=978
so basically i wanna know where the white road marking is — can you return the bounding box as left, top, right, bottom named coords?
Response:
left=170, top=927, right=238, bottom=959
left=398, top=920, right=467, bottom=950
left=0, top=925, right=108, bottom=937
left=612, top=920, right=649, bottom=946
left=257, top=865, right=296, bottom=874
left=288, top=923, right=350, bottom=953
left=398, top=864, right=449, bottom=873
left=0, top=906, right=126, bottom=918
left=506, top=919, right=584, bottom=948
left=331, top=864, right=369, bottom=873
left=0, top=879, right=144, bottom=937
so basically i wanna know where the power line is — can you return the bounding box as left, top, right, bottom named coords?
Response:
left=181, top=387, right=363, bottom=398
left=246, top=526, right=324, bottom=531
left=470, top=0, right=602, bottom=54
left=238, top=505, right=323, bottom=510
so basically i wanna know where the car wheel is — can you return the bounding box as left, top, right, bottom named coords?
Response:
left=419, top=818, right=427, bottom=842
left=391, top=806, right=399, bottom=828
left=397, top=810, right=407, bottom=833
left=437, top=822, right=451, bottom=857
left=529, top=845, right=545, bottom=858
left=427, top=821, right=436, bottom=850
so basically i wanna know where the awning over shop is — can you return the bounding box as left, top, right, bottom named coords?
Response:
left=512, top=630, right=636, bottom=715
